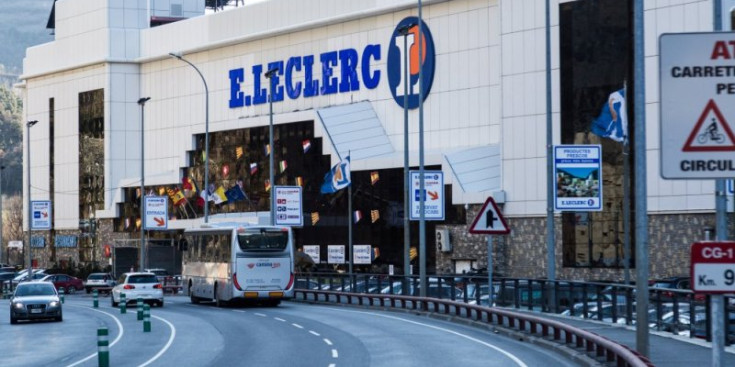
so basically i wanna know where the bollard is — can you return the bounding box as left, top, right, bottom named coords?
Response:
left=60, top=287, right=65, bottom=304
left=137, top=297, right=144, bottom=321
left=97, top=327, right=109, bottom=367
left=93, top=289, right=99, bottom=308
left=120, top=293, right=126, bottom=314
left=143, top=304, right=151, bottom=332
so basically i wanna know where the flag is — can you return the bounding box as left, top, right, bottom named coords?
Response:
left=279, top=160, right=288, bottom=173
left=136, top=218, right=142, bottom=230
left=212, top=186, right=228, bottom=205
left=295, top=176, right=304, bottom=187
left=125, top=217, right=131, bottom=230
left=158, top=187, right=166, bottom=196
left=250, top=162, right=258, bottom=175
left=182, top=177, right=193, bottom=191
left=225, top=181, right=248, bottom=202
left=410, top=246, right=418, bottom=261
left=135, top=188, right=141, bottom=199
left=373, top=247, right=380, bottom=260
left=320, top=156, right=351, bottom=194
left=264, top=144, right=271, bottom=156
left=222, top=164, right=230, bottom=177
left=354, top=210, right=362, bottom=223
left=167, top=188, right=187, bottom=207
left=311, top=212, right=320, bottom=225
left=370, top=171, right=379, bottom=185
left=302, top=139, right=311, bottom=153
left=235, top=146, right=244, bottom=159
left=265, top=179, right=271, bottom=192
left=197, top=189, right=208, bottom=207
left=591, top=88, right=627, bottom=143
left=371, top=209, right=380, bottom=223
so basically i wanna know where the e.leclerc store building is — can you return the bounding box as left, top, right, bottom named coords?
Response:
left=19, top=0, right=726, bottom=280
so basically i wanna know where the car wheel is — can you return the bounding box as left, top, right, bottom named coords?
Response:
left=85, top=287, right=91, bottom=294
left=111, top=296, right=118, bottom=307
left=55, top=313, right=63, bottom=322
left=66, top=286, right=75, bottom=295
left=10, top=315, right=17, bottom=325
left=159, top=300, right=164, bottom=308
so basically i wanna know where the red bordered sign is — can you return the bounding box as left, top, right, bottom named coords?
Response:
left=690, top=241, right=735, bottom=293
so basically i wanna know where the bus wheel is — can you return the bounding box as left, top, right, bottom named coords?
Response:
left=214, top=283, right=223, bottom=307
left=189, top=284, right=200, bottom=304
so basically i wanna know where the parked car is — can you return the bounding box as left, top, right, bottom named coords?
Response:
left=12, top=271, right=48, bottom=286
left=39, top=274, right=84, bottom=294
left=380, top=280, right=463, bottom=300
left=144, top=268, right=174, bottom=284
left=0, top=266, right=16, bottom=274
left=295, top=278, right=321, bottom=290
left=111, top=272, right=164, bottom=307
left=85, top=273, right=116, bottom=293
left=10, top=281, right=63, bottom=324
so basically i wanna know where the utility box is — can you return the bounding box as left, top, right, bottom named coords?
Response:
left=436, top=228, right=451, bottom=252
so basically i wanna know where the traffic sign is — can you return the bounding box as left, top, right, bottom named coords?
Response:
left=31, top=200, right=52, bottom=230
left=144, top=196, right=168, bottom=230
left=468, top=197, right=509, bottom=235
left=274, top=186, right=303, bottom=226
left=409, top=170, right=444, bottom=220
left=690, top=241, right=735, bottom=293
left=660, top=32, right=735, bottom=178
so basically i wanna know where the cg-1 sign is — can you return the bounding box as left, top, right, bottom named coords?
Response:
left=690, top=241, right=735, bottom=293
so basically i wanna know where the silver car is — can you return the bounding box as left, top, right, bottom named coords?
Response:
left=10, top=281, right=63, bottom=324
left=111, top=272, right=164, bottom=307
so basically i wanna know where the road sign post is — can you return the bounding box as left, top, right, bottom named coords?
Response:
left=469, top=197, right=510, bottom=306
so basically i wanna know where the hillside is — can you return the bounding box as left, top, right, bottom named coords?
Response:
left=0, top=0, right=55, bottom=76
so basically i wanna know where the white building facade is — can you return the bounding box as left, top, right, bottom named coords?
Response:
left=19, top=0, right=732, bottom=279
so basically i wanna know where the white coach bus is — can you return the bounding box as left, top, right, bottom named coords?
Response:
left=182, top=223, right=295, bottom=307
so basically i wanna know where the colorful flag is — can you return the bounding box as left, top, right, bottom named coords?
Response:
left=354, top=210, right=362, bottom=223
left=279, top=160, right=288, bottom=173
left=182, top=177, right=193, bottom=191
left=264, top=144, right=271, bottom=156
left=197, top=189, right=208, bottom=207
left=235, top=146, right=244, bottom=159
left=158, top=187, right=166, bottom=196
left=124, top=217, right=131, bottom=229
left=320, top=156, right=351, bottom=194
left=265, top=179, right=271, bottom=192
left=222, top=164, right=230, bottom=177
left=135, top=188, right=141, bottom=199
left=591, top=88, right=627, bottom=143
left=212, top=186, right=228, bottom=205
left=370, top=171, right=380, bottom=185
left=302, top=139, right=311, bottom=153
left=311, top=212, right=320, bottom=225
left=371, top=209, right=380, bottom=223
left=295, top=176, right=304, bottom=187
left=225, top=181, right=248, bottom=202
left=373, top=247, right=380, bottom=260
left=135, top=218, right=142, bottom=230
left=410, top=246, right=418, bottom=260
left=250, top=162, right=258, bottom=175
left=167, top=188, right=187, bottom=207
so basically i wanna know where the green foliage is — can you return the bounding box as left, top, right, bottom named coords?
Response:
left=0, top=84, right=23, bottom=195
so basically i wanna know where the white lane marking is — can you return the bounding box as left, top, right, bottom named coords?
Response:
left=274, top=317, right=286, bottom=322
left=325, top=307, right=528, bottom=367
left=292, top=323, right=304, bottom=329
left=65, top=306, right=125, bottom=367
left=328, top=364, right=336, bottom=367
left=309, top=330, right=320, bottom=336
left=232, top=310, right=246, bottom=313
left=255, top=312, right=267, bottom=317
left=323, top=338, right=333, bottom=346
left=331, top=349, right=339, bottom=358
left=138, top=315, right=177, bottom=367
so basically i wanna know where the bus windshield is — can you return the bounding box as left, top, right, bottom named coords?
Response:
left=237, top=228, right=288, bottom=251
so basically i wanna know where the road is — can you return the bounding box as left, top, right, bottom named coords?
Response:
left=0, top=294, right=581, bottom=367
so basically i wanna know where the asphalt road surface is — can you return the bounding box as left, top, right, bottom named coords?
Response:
left=0, top=294, right=581, bottom=367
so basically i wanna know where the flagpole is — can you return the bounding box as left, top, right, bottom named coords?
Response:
left=622, top=80, right=631, bottom=285
left=348, top=151, right=353, bottom=279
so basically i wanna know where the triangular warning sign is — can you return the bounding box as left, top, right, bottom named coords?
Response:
left=469, top=197, right=510, bottom=235
left=682, top=99, right=735, bottom=152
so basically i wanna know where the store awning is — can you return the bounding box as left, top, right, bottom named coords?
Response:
left=316, top=101, right=394, bottom=161
left=445, top=145, right=501, bottom=193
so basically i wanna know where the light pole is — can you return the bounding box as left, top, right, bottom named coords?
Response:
left=397, top=22, right=415, bottom=281
left=26, top=120, right=38, bottom=275
left=265, top=67, right=279, bottom=226
left=138, top=97, right=150, bottom=271
left=0, top=164, right=4, bottom=265
left=169, top=52, right=210, bottom=223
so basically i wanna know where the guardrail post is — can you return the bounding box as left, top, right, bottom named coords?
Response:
left=120, top=293, right=126, bottom=314
left=97, top=327, right=109, bottom=367
left=93, top=289, right=99, bottom=308
left=143, top=304, right=151, bottom=332
left=60, top=287, right=65, bottom=304
left=137, top=297, right=144, bottom=321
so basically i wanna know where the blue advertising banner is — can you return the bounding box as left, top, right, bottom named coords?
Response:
left=554, top=145, right=603, bottom=211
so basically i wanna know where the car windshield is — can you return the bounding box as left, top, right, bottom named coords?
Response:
left=148, top=270, right=168, bottom=276
left=88, top=274, right=107, bottom=280
left=15, top=284, right=56, bottom=297
left=128, top=275, right=158, bottom=284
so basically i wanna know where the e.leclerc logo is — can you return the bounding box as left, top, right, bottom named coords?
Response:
left=387, top=16, right=436, bottom=109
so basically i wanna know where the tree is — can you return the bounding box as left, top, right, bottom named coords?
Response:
left=0, top=84, right=22, bottom=195
left=2, top=195, right=24, bottom=266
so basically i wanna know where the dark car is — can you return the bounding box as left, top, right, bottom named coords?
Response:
left=650, top=276, right=703, bottom=302
left=10, top=281, right=63, bottom=324
left=40, top=274, right=85, bottom=294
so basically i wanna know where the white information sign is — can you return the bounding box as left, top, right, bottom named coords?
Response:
left=660, top=32, right=735, bottom=179
left=409, top=170, right=444, bottom=220
left=303, top=245, right=320, bottom=264
left=144, top=196, right=168, bottom=230
left=553, top=145, right=602, bottom=211
left=327, top=245, right=345, bottom=264
left=31, top=200, right=52, bottom=230
left=353, top=244, right=372, bottom=265
left=274, top=186, right=303, bottom=226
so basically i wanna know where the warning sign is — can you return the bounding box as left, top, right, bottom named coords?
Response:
left=682, top=100, right=735, bottom=152
left=660, top=32, right=735, bottom=179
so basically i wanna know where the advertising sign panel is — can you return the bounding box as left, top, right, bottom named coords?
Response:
left=303, top=245, right=320, bottom=264
left=327, top=245, right=345, bottom=264
left=274, top=186, right=303, bottom=226
left=410, top=170, right=444, bottom=220
left=353, top=244, right=372, bottom=265
left=553, top=145, right=602, bottom=211
left=31, top=200, right=52, bottom=230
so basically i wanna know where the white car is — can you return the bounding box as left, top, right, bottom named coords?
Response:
left=111, top=272, right=164, bottom=307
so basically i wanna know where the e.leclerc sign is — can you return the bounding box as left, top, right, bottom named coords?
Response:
left=228, top=17, right=435, bottom=110
left=660, top=32, right=735, bottom=179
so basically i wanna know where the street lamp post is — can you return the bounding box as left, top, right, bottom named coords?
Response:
left=0, top=164, right=4, bottom=265
left=138, top=97, right=150, bottom=271
left=169, top=52, right=210, bottom=223
left=265, top=67, right=279, bottom=226
left=26, top=120, right=38, bottom=275
left=397, top=22, right=415, bottom=281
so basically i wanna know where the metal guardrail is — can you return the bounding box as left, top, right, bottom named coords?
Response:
left=294, top=289, right=654, bottom=367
